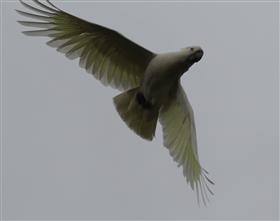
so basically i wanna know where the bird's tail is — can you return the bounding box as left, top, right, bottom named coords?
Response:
left=113, top=87, right=159, bottom=141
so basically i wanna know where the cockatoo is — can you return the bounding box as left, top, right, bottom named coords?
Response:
left=17, top=0, right=214, bottom=204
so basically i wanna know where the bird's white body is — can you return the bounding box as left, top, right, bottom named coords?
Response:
left=142, top=52, right=185, bottom=106
left=142, top=49, right=203, bottom=107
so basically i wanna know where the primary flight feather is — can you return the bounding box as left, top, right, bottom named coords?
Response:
left=17, top=0, right=214, bottom=205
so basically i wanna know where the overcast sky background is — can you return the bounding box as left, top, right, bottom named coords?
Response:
left=2, top=1, right=279, bottom=219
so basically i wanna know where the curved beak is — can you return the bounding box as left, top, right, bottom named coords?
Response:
left=192, top=47, right=204, bottom=62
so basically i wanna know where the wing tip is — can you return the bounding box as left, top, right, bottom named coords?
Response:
left=15, top=9, right=24, bottom=15
left=196, top=171, right=215, bottom=207
left=21, top=30, right=30, bottom=36
left=45, top=0, right=61, bottom=11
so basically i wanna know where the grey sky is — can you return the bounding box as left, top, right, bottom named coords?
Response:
left=2, top=1, right=279, bottom=219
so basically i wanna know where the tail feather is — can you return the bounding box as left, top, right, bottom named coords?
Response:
left=113, top=88, right=159, bottom=141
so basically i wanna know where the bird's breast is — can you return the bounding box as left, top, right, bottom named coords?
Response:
left=141, top=54, right=184, bottom=106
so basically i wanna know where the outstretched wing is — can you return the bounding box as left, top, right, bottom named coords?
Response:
left=159, top=84, right=214, bottom=205
left=17, top=0, right=155, bottom=91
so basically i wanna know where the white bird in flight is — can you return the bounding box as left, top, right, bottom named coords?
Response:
left=17, top=0, right=214, bottom=205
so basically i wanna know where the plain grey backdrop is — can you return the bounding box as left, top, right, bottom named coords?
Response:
left=2, top=0, right=279, bottom=219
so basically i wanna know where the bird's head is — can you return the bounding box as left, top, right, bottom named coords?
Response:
left=177, top=46, right=204, bottom=74
left=181, top=46, right=204, bottom=63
